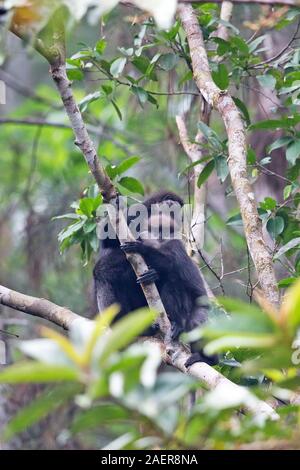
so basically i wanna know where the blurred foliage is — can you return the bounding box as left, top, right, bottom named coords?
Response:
left=1, top=281, right=300, bottom=449
left=0, top=0, right=300, bottom=450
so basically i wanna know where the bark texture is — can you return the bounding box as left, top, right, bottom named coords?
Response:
left=178, top=4, right=280, bottom=308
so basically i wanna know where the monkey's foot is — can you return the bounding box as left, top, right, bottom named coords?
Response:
left=136, top=269, right=158, bottom=285
left=120, top=241, right=142, bottom=253
left=171, top=322, right=184, bottom=341
left=185, top=351, right=219, bottom=368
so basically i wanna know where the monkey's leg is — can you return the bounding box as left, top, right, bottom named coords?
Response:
left=170, top=322, right=184, bottom=341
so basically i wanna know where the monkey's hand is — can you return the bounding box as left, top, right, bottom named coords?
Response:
left=171, top=322, right=184, bottom=341
left=136, top=269, right=159, bottom=285
left=120, top=241, right=143, bottom=254
left=185, top=351, right=219, bottom=368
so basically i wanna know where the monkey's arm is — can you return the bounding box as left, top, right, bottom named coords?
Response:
left=93, top=248, right=131, bottom=314
left=158, top=240, right=207, bottom=293
left=120, top=241, right=172, bottom=268
left=94, top=279, right=117, bottom=313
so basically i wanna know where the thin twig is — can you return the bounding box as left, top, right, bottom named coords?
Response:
left=251, top=19, right=300, bottom=69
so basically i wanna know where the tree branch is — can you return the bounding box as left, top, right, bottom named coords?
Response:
left=176, top=115, right=206, bottom=252
left=0, top=285, right=81, bottom=330
left=214, top=1, right=234, bottom=43
left=8, top=10, right=172, bottom=338
left=49, top=63, right=116, bottom=201
left=48, top=60, right=171, bottom=337
left=0, top=284, right=279, bottom=421
left=178, top=3, right=280, bottom=308
left=11, top=18, right=172, bottom=338
left=177, top=3, right=233, bottom=257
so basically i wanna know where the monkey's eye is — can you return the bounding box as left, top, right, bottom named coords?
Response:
left=0, top=7, right=9, bottom=16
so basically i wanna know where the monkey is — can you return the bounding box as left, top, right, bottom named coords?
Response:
left=93, top=195, right=160, bottom=336
left=93, top=190, right=183, bottom=329
left=93, top=190, right=217, bottom=367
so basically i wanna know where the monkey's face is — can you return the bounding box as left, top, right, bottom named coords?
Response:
left=141, top=213, right=181, bottom=242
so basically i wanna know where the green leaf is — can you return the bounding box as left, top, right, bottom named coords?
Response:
left=79, top=198, right=95, bottom=217
left=111, top=99, right=123, bottom=120
left=102, top=84, right=113, bottom=96
left=286, top=140, right=300, bottom=165
left=212, top=64, right=229, bottom=90
left=257, top=75, right=276, bottom=90
left=79, top=91, right=102, bottom=112
left=0, top=362, right=79, bottom=383
left=66, top=58, right=83, bottom=67
left=179, top=70, right=193, bottom=86
left=279, top=83, right=300, bottom=95
left=248, top=35, right=266, bottom=53
left=97, top=309, right=158, bottom=365
left=274, top=237, right=300, bottom=259
left=213, top=37, right=230, bottom=56
left=278, top=277, right=297, bottom=288
left=283, top=279, right=300, bottom=331
left=226, top=213, right=243, bottom=226
left=233, top=97, right=251, bottom=126
left=95, top=38, right=107, bottom=54
left=132, top=56, right=151, bottom=75
left=131, top=86, right=149, bottom=107
left=162, top=20, right=180, bottom=40
left=118, top=176, right=144, bottom=195
left=118, top=47, right=134, bottom=57
left=117, top=156, right=140, bottom=175
left=205, top=334, right=275, bottom=355
left=283, top=184, right=292, bottom=200
left=259, top=197, right=277, bottom=211
left=88, top=231, right=99, bottom=252
left=105, top=164, right=119, bottom=180
left=83, top=221, right=97, bottom=234
left=266, top=216, right=285, bottom=239
left=250, top=119, right=283, bottom=131
left=58, top=218, right=86, bottom=243
left=147, top=93, right=158, bottom=107
left=71, top=404, right=129, bottom=434
left=267, top=136, right=293, bottom=154
left=250, top=115, right=300, bottom=131
left=218, top=297, right=266, bottom=318
left=215, top=155, right=229, bottom=183
left=53, top=213, right=80, bottom=221
left=158, top=53, right=179, bottom=71
left=3, top=384, right=80, bottom=440
left=231, top=36, right=249, bottom=55
left=19, top=338, right=72, bottom=365
left=67, top=69, right=84, bottom=81
left=110, top=57, right=127, bottom=77
left=197, top=160, right=215, bottom=187
left=197, top=122, right=222, bottom=149
left=247, top=146, right=256, bottom=164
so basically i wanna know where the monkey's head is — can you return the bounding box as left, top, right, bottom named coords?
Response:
left=140, top=191, right=184, bottom=242
left=143, top=190, right=184, bottom=213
